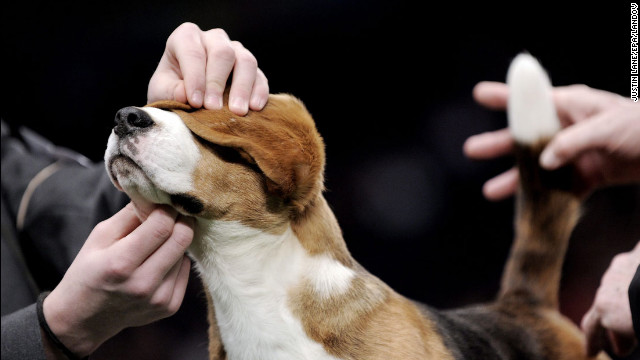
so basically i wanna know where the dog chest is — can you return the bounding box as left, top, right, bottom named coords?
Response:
left=190, top=219, right=355, bottom=360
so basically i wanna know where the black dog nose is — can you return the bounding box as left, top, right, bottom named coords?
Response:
left=114, top=107, right=154, bottom=137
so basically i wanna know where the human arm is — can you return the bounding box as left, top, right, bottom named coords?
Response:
left=1, top=124, right=194, bottom=359
left=41, top=203, right=193, bottom=358
left=463, top=82, right=640, bottom=200
left=147, top=22, right=269, bottom=115
left=1, top=120, right=127, bottom=359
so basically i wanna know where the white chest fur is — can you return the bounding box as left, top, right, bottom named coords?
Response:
left=189, top=220, right=355, bottom=360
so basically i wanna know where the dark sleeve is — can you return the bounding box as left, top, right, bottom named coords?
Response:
left=1, top=122, right=128, bottom=359
left=1, top=123, right=128, bottom=290
left=630, top=265, right=640, bottom=341
left=2, top=193, right=46, bottom=360
left=1, top=305, right=46, bottom=360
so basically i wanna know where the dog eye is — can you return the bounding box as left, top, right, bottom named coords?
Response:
left=195, top=136, right=256, bottom=167
left=213, top=145, right=250, bottom=165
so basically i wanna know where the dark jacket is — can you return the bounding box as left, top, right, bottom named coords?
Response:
left=1, top=121, right=127, bottom=359
left=631, top=266, right=640, bottom=342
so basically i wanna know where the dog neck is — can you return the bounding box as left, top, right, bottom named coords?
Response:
left=189, top=195, right=451, bottom=359
left=189, top=196, right=357, bottom=359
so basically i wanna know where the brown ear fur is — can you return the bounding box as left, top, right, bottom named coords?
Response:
left=145, top=100, right=192, bottom=111
left=147, top=94, right=325, bottom=215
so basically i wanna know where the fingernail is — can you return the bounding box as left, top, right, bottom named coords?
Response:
left=230, top=97, right=248, bottom=114
left=205, top=94, right=223, bottom=109
left=483, top=177, right=505, bottom=200
left=463, top=136, right=479, bottom=154
left=251, top=95, right=267, bottom=110
left=191, top=90, right=203, bottom=107
left=540, top=149, right=560, bottom=169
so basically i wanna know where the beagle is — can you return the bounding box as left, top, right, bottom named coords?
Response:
left=105, top=54, right=609, bottom=360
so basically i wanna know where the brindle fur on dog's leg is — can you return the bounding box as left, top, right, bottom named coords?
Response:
left=496, top=53, right=610, bottom=360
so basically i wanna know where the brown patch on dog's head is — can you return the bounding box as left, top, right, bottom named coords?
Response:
left=146, top=94, right=325, bottom=218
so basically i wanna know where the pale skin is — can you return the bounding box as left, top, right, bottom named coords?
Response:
left=464, top=81, right=640, bottom=357
left=44, top=204, right=194, bottom=357
left=42, top=23, right=269, bottom=359
left=581, top=243, right=640, bottom=357
left=147, top=22, right=269, bottom=115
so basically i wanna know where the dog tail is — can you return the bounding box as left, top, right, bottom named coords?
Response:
left=497, top=53, right=581, bottom=309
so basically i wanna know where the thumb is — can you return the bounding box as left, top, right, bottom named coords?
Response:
left=581, top=307, right=607, bottom=357
left=147, top=67, right=188, bottom=105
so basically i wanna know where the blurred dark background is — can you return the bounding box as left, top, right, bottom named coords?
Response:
left=2, top=1, right=638, bottom=359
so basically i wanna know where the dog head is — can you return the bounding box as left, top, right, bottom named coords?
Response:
left=105, top=94, right=325, bottom=229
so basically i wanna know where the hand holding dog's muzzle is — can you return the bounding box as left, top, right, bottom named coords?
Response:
left=41, top=203, right=194, bottom=358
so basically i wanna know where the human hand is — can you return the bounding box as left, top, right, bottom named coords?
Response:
left=147, top=22, right=269, bottom=115
left=42, top=203, right=194, bottom=357
left=463, top=82, right=640, bottom=200
left=581, top=242, right=640, bottom=357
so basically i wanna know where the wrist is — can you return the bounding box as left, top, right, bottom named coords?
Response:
left=42, top=290, right=111, bottom=358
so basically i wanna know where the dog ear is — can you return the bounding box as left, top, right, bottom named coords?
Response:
left=151, top=94, right=325, bottom=213
left=145, top=100, right=193, bottom=111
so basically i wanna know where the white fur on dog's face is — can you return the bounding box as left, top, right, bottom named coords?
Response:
left=105, top=105, right=288, bottom=228
left=105, top=107, right=201, bottom=216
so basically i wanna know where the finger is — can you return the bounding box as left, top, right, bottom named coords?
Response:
left=228, top=41, right=258, bottom=115
left=202, top=29, right=236, bottom=110
left=169, top=24, right=208, bottom=108
left=483, top=168, right=519, bottom=201
left=539, top=115, right=611, bottom=170
left=582, top=307, right=607, bottom=357
left=249, top=68, right=269, bottom=111
left=89, top=203, right=141, bottom=247
left=473, top=81, right=508, bottom=110
left=112, top=206, right=179, bottom=267
left=147, top=255, right=190, bottom=316
left=167, top=256, right=192, bottom=315
left=552, top=84, right=624, bottom=126
left=463, top=128, right=515, bottom=160
left=138, top=215, right=194, bottom=278
left=148, top=23, right=206, bottom=106
left=147, top=63, right=188, bottom=105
